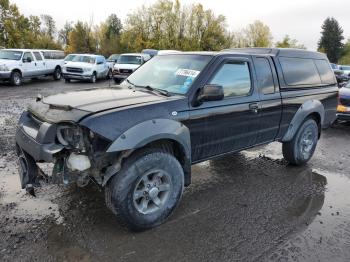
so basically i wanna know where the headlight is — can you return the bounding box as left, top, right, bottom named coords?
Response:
left=57, top=124, right=85, bottom=149
left=0, top=64, right=9, bottom=71
left=84, top=67, right=92, bottom=73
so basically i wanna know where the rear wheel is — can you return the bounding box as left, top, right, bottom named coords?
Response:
left=53, top=67, right=62, bottom=80
left=10, top=71, right=22, bottom=86
left=105, top=148, right=184, bottom=231
left=107, top=69, right=113, bottom=79
left=282, top=118, right=319, bottom=165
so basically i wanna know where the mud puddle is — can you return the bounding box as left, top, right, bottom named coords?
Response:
left=269, top=168, right=350, bottom=261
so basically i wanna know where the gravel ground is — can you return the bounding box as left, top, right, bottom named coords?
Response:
left=0, top=78, right=350, bottom=262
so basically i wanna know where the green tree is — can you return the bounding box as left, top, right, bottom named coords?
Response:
left=97, top=14, right=123, bottom=56
left=66, top=21, right=96, bottom=53
left=275, top=35, right=306, bottom=49
left=58, top=21, right=73, bottom=47
left=122, top=0, right=232, bottom=52
left=40, top=14, right=56, bottom=39
left=244, top=20, right=273, bottom=48
left=318, top=17, right=344, bottom=63
left=339, top=39, right=350, bottom=65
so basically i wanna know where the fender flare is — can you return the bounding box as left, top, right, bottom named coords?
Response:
left=282, top=100, right=324, bottom=142
left=106, top=118, right=192, bottom=184
left=11, top=68, right=22, bottom=75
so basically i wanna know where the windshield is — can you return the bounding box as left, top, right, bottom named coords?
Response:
left=64, top=54, right=76, bottom=61
left=330, top=63, right=338, bottom=70
left=120, top=54, right=212, bottom=95
left=71, top=55, right=95, bottom=64
left=117, top=55, right=142, bottom=65
left=0, top=50, right=23, bottom=60
left=107, top=54, right=119, bottom=61
left=340, top=66, right=350, bottom=71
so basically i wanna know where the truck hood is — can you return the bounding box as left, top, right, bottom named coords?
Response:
left=42, top=86, right=167, bottom=113
left=114, top=64, right=140, bottom=70
left=0, top=59, right=20, bottom=66
left=64, top=61, right=93, bottom=68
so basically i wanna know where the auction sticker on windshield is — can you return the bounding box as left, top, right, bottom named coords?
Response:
left=175, top=69, right=200, bottom=77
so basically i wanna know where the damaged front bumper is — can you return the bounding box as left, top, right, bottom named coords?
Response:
left=15, top=111, right=113, bottom=189
left=15, top=111, right=64, bottom=188
left=16, top=111, right=64, bottom=162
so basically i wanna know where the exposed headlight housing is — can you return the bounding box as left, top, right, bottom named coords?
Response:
left=57, top=124, right=85, bottom=150
left=0, top=64, right=9, bottom=71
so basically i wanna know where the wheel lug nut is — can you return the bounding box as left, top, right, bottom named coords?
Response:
left=143, top=191, right=147, bottom=195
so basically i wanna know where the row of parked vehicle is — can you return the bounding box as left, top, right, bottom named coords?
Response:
left=330, top=63, right=350, bottom=86
left=0, top=48, right=180, bottom=86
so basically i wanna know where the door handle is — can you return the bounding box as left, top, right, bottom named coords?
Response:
left=249, top=103, right=259, bottom=114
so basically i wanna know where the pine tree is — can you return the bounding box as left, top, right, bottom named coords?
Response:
left=318, top=17, right=344, bottom=63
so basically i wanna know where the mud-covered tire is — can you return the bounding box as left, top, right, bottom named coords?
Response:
left=282, top=118, right=319, bottom=166
left=10, top=71, right=22, bottom=86
left=105, top=148, right=184, bottom=231
left=53, top=67, right=62, bottom=80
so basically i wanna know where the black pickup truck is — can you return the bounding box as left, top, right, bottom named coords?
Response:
left=15, top=48, right=338, bottom=230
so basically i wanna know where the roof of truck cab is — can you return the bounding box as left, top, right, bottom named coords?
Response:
left=150, top=48, right=328, bottom=60
left=221, top=48, right=328, bottom=59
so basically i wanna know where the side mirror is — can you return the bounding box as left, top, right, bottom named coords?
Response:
left=198, top=84, right=224, bottom=102
left=23, top=57, right=32, bottom=63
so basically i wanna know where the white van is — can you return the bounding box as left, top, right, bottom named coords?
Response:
left=0, top=49, right=65, bottom=86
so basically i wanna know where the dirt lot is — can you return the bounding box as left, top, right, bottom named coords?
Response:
left=1, top=78, right=350, bottom=262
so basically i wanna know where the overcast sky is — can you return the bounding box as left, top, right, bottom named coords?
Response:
left=11, top=0, right=350, bottom=50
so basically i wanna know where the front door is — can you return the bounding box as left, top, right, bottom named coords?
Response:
left=21, top=52, right=36, bottom=77
left=188, top=56, right=261, bottom=162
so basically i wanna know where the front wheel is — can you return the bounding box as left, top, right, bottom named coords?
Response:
left=64, top=78, right=70, bottom=83
left=105, top=148, right=184, bottom=231
left=90, top=72, right=97, bottom=83
left=10, top=71, right=22, bottom=86
left=282, top=118, right=319, bottom=165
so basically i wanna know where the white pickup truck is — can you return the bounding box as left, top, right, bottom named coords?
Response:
left=0, top=49, right=65, bottom=86
left=62, top=54, right=112, bottom=83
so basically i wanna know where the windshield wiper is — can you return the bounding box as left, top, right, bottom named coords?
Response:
left=126, top=79, right=170, bottom=97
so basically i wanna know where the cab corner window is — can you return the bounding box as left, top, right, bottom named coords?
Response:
left=255, top=57, right=275, bottom=94
left=209, top=61, right=251, bottom=98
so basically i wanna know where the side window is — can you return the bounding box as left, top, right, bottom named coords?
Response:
left=210, top=61, right=251, bottom=98
left=314, top=59, right=336, bottom=84
left=42, top=52, right=51, bottom=59
left=96, top=57, right=103, bottom=64
left=255, top=57, right=275, bottom=94
left=23, top=52, right=34, bottom=61
left=33, top=52, right=43, bottom=61
left=279, top=57, right=321, bottom=86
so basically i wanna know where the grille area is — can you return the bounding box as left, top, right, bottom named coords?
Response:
left=66, top=67, right=83, bottom=73
left=119, top=69, right=133, bottom=74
